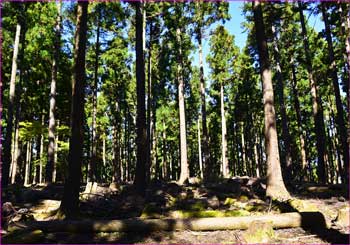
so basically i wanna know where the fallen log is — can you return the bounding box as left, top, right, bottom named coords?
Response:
left=15, top=212, right=326, bottom=233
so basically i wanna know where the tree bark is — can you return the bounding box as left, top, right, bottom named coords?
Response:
left=46, top=0, right=61, bottom=184
left=146, top=22, right=153, bottom=182
left=253, top=0, right=290, bottom=200
left=59, top=1, right=88, bottom=218
left=197, top=118, right=203, bottom=179
left=90, top=8, right=101, bottom=183
left=197, top=29, right=210, bottom=182
left=290, top=58, right=308, bottom=177
left=176, top=26, right=189, bottom=185
left=220, top=83, right=229, bottom=178
left=3, top=23, right=21, bottom=187
left=10, top=121, right=20, bottom=184
left=298, top=1, right=327, bottom=184
left=22, top=212, right=326, bottom=232
left=134, top=1, right=147, bottom=194
left=271, top=24, right=292, bottom=183
left=344, top=6, right=350, bottom=185
left=321, top=3, right=349, bottom=184
left=40, top=114, right=45, bottom=184
left=24, top=141, right=32, bottom=186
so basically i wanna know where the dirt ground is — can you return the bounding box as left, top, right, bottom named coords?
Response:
left=2, top=178, right=349, bottom=244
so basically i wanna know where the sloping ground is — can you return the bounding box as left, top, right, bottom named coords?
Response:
left=1, top=179, right=349, bottom=244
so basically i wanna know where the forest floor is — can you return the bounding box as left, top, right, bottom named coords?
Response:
left=2, top=177, right=349, bottom=244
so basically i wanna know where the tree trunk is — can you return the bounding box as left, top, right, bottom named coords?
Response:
left=271, top=24, right=292, bottom=183
left=197, top=30, right=210, bottom=182
left=221, top=83, right=229, bottom=178
left=3, top=24, right=21, bottom=187
left=253, top=0, right=290, bottom=200
left=59, top=1, right=88, bottom=218
left=162, top=120, right=168, bottom=180
left=134, top=1, right=147, bottom=194
left=241, top=122, right=247, bottom=175
left=22, top=212, right=326, bottom=232
left=146, top=22, right=153, bottom=183
left=176, top=26, right=189, bottom=185
left=290, top=58, right=308, bottom=178
left=298, top=1, right=327, bottom=184
left=11, top=122, right=20, bottom=184
left=24, top=141, right=32, bottom=186
left=90, top=9, right=101, bottom=183
left=197, top=118, right=203, bottom=179
left=344, top=6, right=350, bottom=185
left=53, top=121, right=59, bottom=183
left=40, top=114, right=45, bottom=184
left=46, top=1, right=61, bottom=184
left=321, top=3, right=349, bottom=184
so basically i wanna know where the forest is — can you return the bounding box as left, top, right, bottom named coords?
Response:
left=1, top=0, right=350, bottom=244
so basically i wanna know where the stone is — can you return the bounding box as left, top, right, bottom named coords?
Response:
left=243, top=221, right=275, bottom=244
left=335, top=206, right=350, bottom=227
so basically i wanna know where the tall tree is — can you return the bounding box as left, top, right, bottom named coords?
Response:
left=321, top=3, right=349, bottom=183
left=46, top=0, right=61, bottom=184
left=2, top=22, right=21, bottom=187
left=59, top=1, right=88, bottom=218
left=134, top=1, right=147, bottom=194
left=298, top=1, right=327, bottom=183
left=252, top=0, right=290, bottom=200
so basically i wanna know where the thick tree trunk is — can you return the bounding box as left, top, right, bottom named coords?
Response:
left=197, top=30, right=210, bottom=182
left=46, top=1, right=61, bottom=184
left=22, top=212, right=326, bottom=232
left=298, top=2, right=327, bottom=184
left=271, top=24, right=292, bottom=183
left=146, top=22, right=153, bottom=182
left=59, top=1, right=88, bottom=218
left=221, top=83, right=229, bottom=178
left=3, top=24, right=21, bottom=187
left=321, top=4, right=349, bottom=184
left=253, top=0, right=290, bottom=200
left=134, top=1, right=147, bottom=194
left=176, top=27, right=189, bottom=185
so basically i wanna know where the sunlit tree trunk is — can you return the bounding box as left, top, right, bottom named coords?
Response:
left=46, top=0, right=61, bottom=184
left=176, top=26, right=189, bottom=185
left=3, top=24, right=21, bottom=187
left=53, top=120, right=59, bottom=183
left=253, top=0, right=290, bottom=200
left=321, top=3, right=348, bottom=183
left=221, top=83, right=229, bottom=178
left=24, top=141, right=32, bottom=186
left=59, top=1, right=88, bottom=218
left=298, top=1, right=327, bottom=184
left=271, top=24, right=292, bottom=182
left=146, top=22, right=153, bottom=182
left=197, top=118, right=203, bottom=179
left=134, top=1, right=147, bottom=194
left=345, top=6, right=350, bottom=185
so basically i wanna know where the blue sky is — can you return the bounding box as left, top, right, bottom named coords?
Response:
left=195, top=1, right=324, bottom=78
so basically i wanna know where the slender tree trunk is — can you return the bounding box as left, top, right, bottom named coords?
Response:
left=197, top=118, right=203, bottom=179
left=11, top=124, right=20, bottom=184
left=290, top=59, right=308, bottom=177
left=90, top=9, right=101, bottom=183
left=162, top=120, right=168, bottom=180
left=220, top=83, right=229, bottom=178
left=271, top=24, right=292, bottom=182
left=146, top=22, right=153, bottom=183
left=3, top=24, right=21, bottom=187
left=176, top=26, right=189, bottom=185
left=254, top=135, right=260, bottom=178
left=53, top=120, right=59, bottom=183
left=197, top=30, right=210, bottom=182
left=134, top=1, right=147, bottom=194
left=241, top=122, right=247, bottom=175
left=24, top=141, right=32, bottom=186
left=345, top=6, right=350, bottom=185
left=59, top=1, right=88, bottom=218
left=40, top=114, right=45, bottom=184
left=253, top=0, right=290, bottom=200
left=46, top=1, right=61, bottom=184
left=321, top=3, right=349, bottom=183
left=298, top=2, right=327, bottom=184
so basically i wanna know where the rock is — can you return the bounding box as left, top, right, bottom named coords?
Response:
left=188, top=177, right=201, bottom=185
left=335, top=206, right=350, bottom=227
left=243, top=221, right=275, bottom=243
left=207, top=196, right=220, bottom=209
left=109, top=183, right=119, bottom=192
